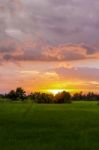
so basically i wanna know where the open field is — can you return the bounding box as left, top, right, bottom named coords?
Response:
left=0, top=101, right=99, bottom=150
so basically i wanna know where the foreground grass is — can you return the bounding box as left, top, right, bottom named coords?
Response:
left=0, top=101, right=99, bottom=150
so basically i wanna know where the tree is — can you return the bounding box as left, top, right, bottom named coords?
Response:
left=72, top=92, right=85, bottom=101
left=30, top=92, right=54, bottom=103
left=7, top=87, right=26, bottom=101
left=15, top=87, right=26, bottom=100
left=55, top=91, right=71, bottom=103
left=87, top=92, right=96, bottom=101
left=7, top=90, right=16, bottom=100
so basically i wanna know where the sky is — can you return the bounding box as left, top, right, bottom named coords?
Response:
left=0, top=0, right=99, bottom=93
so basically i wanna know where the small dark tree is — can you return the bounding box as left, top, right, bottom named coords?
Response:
left=7, top=90, right=16, bottom=100
left=72, top=92, right=85, bottom=101
left=7, top=88, right=26, bottom=101
left=86, top=92, right=98, bottom=101
left=62, top=91, right=71, bottom=103
left=15, top=87, right=26, bottom=100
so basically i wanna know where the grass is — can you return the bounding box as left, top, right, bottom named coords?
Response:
left=0, top=101, right=99, bottom=150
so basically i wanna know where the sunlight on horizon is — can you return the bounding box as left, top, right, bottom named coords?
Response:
left=46, top=89, right=69, bottom=95
left=41, top=88, right=85, bottom=95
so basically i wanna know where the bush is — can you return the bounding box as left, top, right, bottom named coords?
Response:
left=29, top=92, right=54, bottom=103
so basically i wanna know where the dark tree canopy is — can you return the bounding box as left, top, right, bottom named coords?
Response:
left=2, top=87, right=99, bottom=103
left=55, top=91, right=71, bottom=103
left=7, top=87, right=26, bottom=101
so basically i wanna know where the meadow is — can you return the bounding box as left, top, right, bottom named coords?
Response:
left=0, top=101, right=99, bottom=150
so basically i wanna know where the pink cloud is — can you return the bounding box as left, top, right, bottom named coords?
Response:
left=0, top=39, right=98, bottom=64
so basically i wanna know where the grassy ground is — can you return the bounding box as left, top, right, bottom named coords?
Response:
left=0, top=101, right=99, bottom=150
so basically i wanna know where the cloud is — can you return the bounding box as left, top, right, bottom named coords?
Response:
left=0, top=0, right=99, bottom=93
left=0, top=41, right=98, bottom=63
left=42, top=44, right=97, bottom=61
left=0, top=0, right=99, bottom=46
left=53, top=67, right=99, bottom=82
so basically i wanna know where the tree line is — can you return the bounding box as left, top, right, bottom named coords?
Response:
left=0, top=87, right=99, bottom=103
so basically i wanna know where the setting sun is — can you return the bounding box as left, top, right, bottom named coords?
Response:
left=47, top=89, right=67, bottom=95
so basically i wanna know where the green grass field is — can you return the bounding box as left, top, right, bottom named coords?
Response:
left=0, top=101, right=99, bottom=150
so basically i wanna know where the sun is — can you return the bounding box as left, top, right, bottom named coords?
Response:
left=47, top=89, right=66, bottom=95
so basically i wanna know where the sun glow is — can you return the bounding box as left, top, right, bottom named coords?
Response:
left=47, top=89, right=67, bottom=95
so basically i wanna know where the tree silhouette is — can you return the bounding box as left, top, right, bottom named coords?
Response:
left=7, top=87, right=26, bottom=101
left=55, top=91, right=71, bottom=103
left=15, top=87, right=26, bottom=100
left=7, top=90, right=16, bottom=100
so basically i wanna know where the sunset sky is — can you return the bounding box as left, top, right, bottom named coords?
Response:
left=0, top=0, right=99, bottom=93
